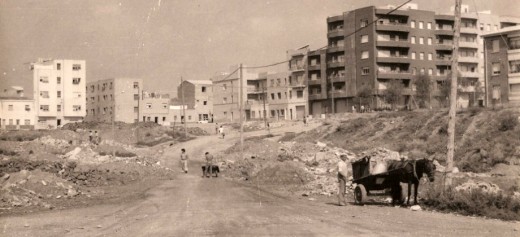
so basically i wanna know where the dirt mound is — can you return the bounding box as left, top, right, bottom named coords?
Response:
left=253, top=161, right=313, bottom=185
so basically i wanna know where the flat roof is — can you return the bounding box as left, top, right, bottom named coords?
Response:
left=185, top=80, right=213, bottom=85
left=481, top=25, right=520, bottom=38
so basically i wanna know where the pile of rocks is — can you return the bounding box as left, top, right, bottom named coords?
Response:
left=455, top=180, right=502, bottom=194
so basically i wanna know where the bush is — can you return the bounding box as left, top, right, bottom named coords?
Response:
left=423, top=184, right=520, bottom=221
left=498, top=112, right=518, bottom=131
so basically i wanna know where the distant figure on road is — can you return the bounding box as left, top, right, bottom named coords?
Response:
left=337, top=154, right=349, bottom=206
left=215, top=123, right=219, bottom=135
left=204, top=152, right=214, bottom=178
left=88, top=131, right=93, bottom=143
left=303, top=116, right=307, bottom=126
left=361, top=105, right=365, bottom=113
left=219, top=126, right=224, bottom=139
left=93, top=131, right=100, bottom=145
left=352, top=106, right=356, bottom=113
left=180, top=148, right=189, bottom=174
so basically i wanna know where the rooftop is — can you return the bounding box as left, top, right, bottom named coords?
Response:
left=481, top=25, right=520, bottom=38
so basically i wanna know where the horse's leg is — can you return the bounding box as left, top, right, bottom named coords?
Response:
left=407, top=181, right=412, bottom=206
left=414, top=182, right=419, bottom=205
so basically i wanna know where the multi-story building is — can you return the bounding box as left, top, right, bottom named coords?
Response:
left=32, top=59, right=86, bottom=128
left=211, top=65, right=257, bottom=122
left=309, top=3, right=519, bottom=114
left=286, top=49, right=309, bottom=118
left=245, top=72, right=268, bottom=120
left=140, top=91, right=170, bottom=125
left=177, top=80, right=214, bottom=122
left=85, top=78, right=142, bottom=123
left=482, top=25, right=520, bottom=106
left=0, top=96, right=35, bottom=130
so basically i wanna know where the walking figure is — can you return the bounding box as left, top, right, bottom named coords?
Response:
left=180, top=148, right=189, bottom=173
left=215, top=123, right=219, bottom=135
left=303, top=116, right=307, bottom=126
left=204, top=152, right=214, bottom=178
left=337, top=154, right=349, bottom=206
left=219, top=126, right=225, bottom=139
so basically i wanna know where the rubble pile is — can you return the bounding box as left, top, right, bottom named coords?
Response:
left=455, top=180, right=502, bottom=194
left=37, top=136, right=71, bottom=149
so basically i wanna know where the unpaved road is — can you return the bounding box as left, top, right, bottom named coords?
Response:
left=1, top=124, right=519, bottom=236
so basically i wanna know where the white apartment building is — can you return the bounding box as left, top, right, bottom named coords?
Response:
left=0, top=98, right=35, bottom=130
left=32, top=59, right=86, bottom=129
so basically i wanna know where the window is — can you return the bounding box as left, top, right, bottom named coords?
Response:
left=223, top=84, right=227, bottom=90
left=277, top=92, right=282, bottom=99
left=427, top=22, right=432, bottom=29
left=24, top=119, right=30, bottom=125
left=146, top=103, right=152, bottom=109
left=40, top=91, right=49, bottom=98
left=361, top=35, right=368, bottom=43
left=486, top=24, right=491, bottom=31
left=57, top=63, right=61, bottom=70
left=362, top=67, right=370, bottom=75
left=133, top=82, right=139, bottom=89
left=427, top=38, right=432, bottom=45
left=188, top=116, right=192, bottom=120
left=480, top=23, right=484, bottom=31
left=420, top=68, right=425, bottom=75
left=297, top=90, right=303, bottom=98
left=420, top=52, right=424, bottom=60
left=492, top=40, right=499, bottom=52
left=57, top=91, right=61, bottom=98
left=40, top=105, right=49, bottom=111
left=134, top=94, right=139, bottom=100
left=411, top=20, right=415, bottom=28
left=492, top=85, right=501, bottom=99
left=492, top=62, right=501, bottom=75
left=72, top=78, right=81, bottom=84
left=57, top=77, right=61, bottom=84
left=419, top=37, right=424, bottom=44
left=201, top=86, right=206, bottom=92
left=494, top=25, right=498, bottom=31
left=109, top=82, right=112, bottom=89
left=360, top=19, right=368, bottom=27
left=72, top=64, right=81, bottom=70
left=223, top=97, right=227, bottom=103
left=361, top=51, right=369, bottom=59
left=57, top=105, right=61, bottom=112
left=428, top=53, right=433, bottom=61
left=412, top=68, right=417, bottom=75
left=428, top=68, right=433, bottom=75
left=289, top=91, right=292, bottom=99
left=419, top=21, right=424, bottom=29
left=271, top=93, right=275, bottom=100
left=162, top=103, right=168, bottom=109
left=203, top=101, right=207, bottom=105
left=25, top=105, right=30, bottom=111
left=411, top=52, right=416, bottom=59
left=40, top=76, right=49, bottom=83
left=16, top=119, right=20, bottom=125
left=73, top=105, right=81, bottom=111
left=411, top=36, right=416, bottom=44
left=8, top=105, right=13, bottom=111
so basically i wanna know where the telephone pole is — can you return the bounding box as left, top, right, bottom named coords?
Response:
left=262, top=85, right=270, bottom=134
left=181, top=77, right=187, bottom=138
left=446, top=0, right=461, bottom=188
left=239, top=64, right=244, bottom=159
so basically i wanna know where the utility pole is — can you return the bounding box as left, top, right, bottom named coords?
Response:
left=112, top=108, right=115, bottom=157
left=181, top=77, right=187, bottom=138
left=262, top=85, right=270, bottom=134
left=446, top=0, right=461, bottom=188
left=239, top=64, right=244, bottom=159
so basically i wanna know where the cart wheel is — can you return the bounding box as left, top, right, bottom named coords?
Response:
left=399, top=183, right=408, bottom=204
left=354, top=184, right=367, bottom=205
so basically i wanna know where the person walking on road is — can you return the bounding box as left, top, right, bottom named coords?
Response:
left=215, top=123, right=219, bottom=135
left=218, top=126, right=225, bottom=139
left=88, top=131, right=93, bottom=143
left=204, top=152, right=214, bottom=178
left=337, top=154, right=349, bottom=206
left=180, top=148, right=189, bottom=174
left=303, top=116, right=307, bottom=127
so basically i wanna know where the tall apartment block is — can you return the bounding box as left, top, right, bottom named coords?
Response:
left=286, top=49, right=309, bottom=119
left=32, top=59, right=86, bottom=128
left=308, top=3, right=520, bottom=115
left=482, top=26, right=520, bottom=106
left=85, top=78, right=143, bottom=123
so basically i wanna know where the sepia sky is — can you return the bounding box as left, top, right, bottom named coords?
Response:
left=0, top=0, right=518, bottom=97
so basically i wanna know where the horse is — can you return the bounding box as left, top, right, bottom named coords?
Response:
left=388, top=158, right=436, bottom=206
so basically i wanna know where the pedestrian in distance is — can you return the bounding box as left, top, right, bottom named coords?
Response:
left=180, top=148, right=189, bottom=174
left=93, top=131, right=100, bottom=145
left=337, top=154, right=349, bottom=206
left=215, top=123, right=219, bottom=135
left=303, top=115, right=307, bottom=127
left=219, top=126, right=224, bottom=139
left=204, top=152, right=214, bottom=178
left=88, top=131, right=93, bottom=143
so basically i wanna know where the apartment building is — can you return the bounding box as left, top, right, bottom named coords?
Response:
left=309, top=3, right=519, bottom=113
left=245, top=72, right=268, bottom=120
left=85, top=78, right=142, bottom=123
left=32, top=59, right=86, bottom=129
left=286, top=49, right=309, bottom=119
left=0, top=97, right=35, bottom=130
left=482, top=26, right=520, bottom=106
left=140, top=91, right=170, bottom=125
left=177, top=80, right=214, bottom=122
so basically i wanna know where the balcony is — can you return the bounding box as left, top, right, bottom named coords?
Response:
left=460, top=27, right=478, bottom=34
left=436, top=56, right=452, bottom=66
left=290, top=82, right=306, bottom=88
left=327, top=45, right=345, bottom=53
left=327, top=15, right=343, bottom=23
left=460, top=71, right=480, bottom=78
left=328, top=29, right=344, bottom=38
left=377, top=70, right=412, bottom=80
left=308, top=79, right=322, bottom=85
left=508, top=73, right=520, bottom=84
left=247, top=87, right=266, bottom=94
left=458, top=56, right=479, bottom=64
left=328, top=76, right=346, bottom=83
left=375, top=9, right=410, bottom=16
left=377, top=88, right=415, bottom=95
left=327, top=61, right=345, bottom=68
left=245, top=100, right=263, bottom=109
left=308, top=64, right=321, bottom=71
left=290, top=65, right=305, bottom=71
left=309, top=94, right=326, bottom=100
left=435, top=27, right=454, bottom=36
left=376, top=22, right=410, bottom=32
left=330, top=90, right=348, bottom=98
left=459, top=41, right=478, bottom=49
left=376, top=56, right=410, bottom=64
left=436, top=43, right=453, bottom=51
left=435, top=14, right=454, bottom=21
left=376, top=39, right=409, bottom=48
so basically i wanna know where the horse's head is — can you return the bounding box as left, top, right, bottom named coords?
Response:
left=420, top=159, right=436, bottom=182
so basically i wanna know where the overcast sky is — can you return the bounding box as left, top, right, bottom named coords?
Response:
left=0, top=0, right=518, bottom=97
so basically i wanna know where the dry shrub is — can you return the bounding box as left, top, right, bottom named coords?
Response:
left=498, top=111, right=518, bottom=132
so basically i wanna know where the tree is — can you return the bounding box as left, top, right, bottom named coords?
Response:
left=414, top=75, right=432, bottom=109
left=357, top=87, right=373, bottom=108
left=383, top=80, right=404, bottom=109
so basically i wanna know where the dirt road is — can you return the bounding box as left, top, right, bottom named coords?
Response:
left=1, top=124, right=518, bottom=236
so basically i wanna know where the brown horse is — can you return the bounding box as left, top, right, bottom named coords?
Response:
left=388, top=159, right=436, bottom=205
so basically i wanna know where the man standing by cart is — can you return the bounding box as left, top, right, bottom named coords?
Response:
left=337, top=154, right=349, bottom=206
left=204, top=152, right=214, bottom=178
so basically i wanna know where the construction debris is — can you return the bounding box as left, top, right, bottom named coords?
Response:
left=455, top=180, right=501, bottom=194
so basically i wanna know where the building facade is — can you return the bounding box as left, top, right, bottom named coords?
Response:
left=483, top=26, right=520, bottom=106
left=177, top=80, right=214, bottom=122
left=140, top=92, right=170, bottom=125
left=0, top=98, right=35, bottom=130
left=32, top=59, right=86, bottom=129
left=85, top=78, right=143, bottom=123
